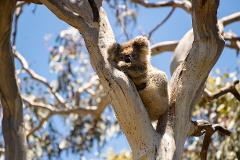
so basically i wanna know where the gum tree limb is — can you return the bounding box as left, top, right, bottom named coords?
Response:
left=0, top=1, right=27, bottom=159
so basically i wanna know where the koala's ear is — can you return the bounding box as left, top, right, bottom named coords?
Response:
left=133, top=36, right=149, bottom=49
left=107, top=43, right=120, bottom=56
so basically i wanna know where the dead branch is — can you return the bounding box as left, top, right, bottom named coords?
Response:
left=204, top=80, right=240, bottom=101
left=131, top=0, right=192, bottom=13
left=190, top=120, right=231, bottom=160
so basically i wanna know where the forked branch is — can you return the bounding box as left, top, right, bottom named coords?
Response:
left=191, top=120, right=231, bottom=160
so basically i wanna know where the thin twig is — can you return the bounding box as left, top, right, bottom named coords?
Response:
left=148, top=7, right=175, bottom=39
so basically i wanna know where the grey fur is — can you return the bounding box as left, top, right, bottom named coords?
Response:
left=108, top=36, right=168, bottom=121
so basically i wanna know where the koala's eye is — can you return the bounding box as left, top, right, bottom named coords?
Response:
left=124, top=55, right=131, bottom=63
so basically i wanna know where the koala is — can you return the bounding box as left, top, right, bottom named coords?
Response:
left=108, top=36, right=168, bottom=121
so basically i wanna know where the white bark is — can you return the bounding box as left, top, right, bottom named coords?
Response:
left=31, top=0, right=224, bottom=159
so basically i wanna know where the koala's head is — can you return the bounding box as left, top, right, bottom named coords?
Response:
left=108, top=36, right=151, bottom=75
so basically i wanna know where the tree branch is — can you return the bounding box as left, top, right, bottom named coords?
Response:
left=148, top=7, right=175, bottom=39
left=190, top=120, right=231, bottom=160
left=220, top=12, right=240, bottom=26
left=170, top=12, right=240, bottom=74
left=14, top=50, right=65, bottom=105
left=150, top=12, right=240, bottom=58
left=25, top=95, right=109, bottom=138
left=14, top=48, right=110, bottom=139
left=151, top=31, right=240, bottom=56
left=151, top=40, right=178, bottom=55
left=223, top=31, right=240, bottom=53
left=204, top=80, right=240, bottom=101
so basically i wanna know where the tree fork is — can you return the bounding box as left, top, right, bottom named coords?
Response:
left=1, top=0, right=225, bottom=159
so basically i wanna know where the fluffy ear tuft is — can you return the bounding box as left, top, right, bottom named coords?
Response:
left=108, top=43, right=120, bottom=54
left=107, top=43, right=120, bottom=60
left=133, top=36, right=149, bottom=48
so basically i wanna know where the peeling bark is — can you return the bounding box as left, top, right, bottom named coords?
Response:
left=0, top=1, right=27, bottom=160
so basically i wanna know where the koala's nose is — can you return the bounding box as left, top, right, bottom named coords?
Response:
left=124, top=55, right=131, bottom=63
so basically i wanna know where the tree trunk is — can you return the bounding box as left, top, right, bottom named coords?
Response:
left=163, top=0, right=224, bottom=158
left=3, top=0, right=225, bottom=159
left=0, top=1, right=27, bottom=160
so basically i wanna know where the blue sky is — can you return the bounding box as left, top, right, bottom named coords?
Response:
left=16, top=0, right=240, bottom=78
left=14, top=0, right=239, bottom=159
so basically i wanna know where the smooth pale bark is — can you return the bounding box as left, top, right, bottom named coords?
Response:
left=165, top=0, right=224, bottom=158
left=151, top=41, right=178, bottom=56
left=0, top=1, right=27, bottom=160
left=170, top=29, right=193, bottom=74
